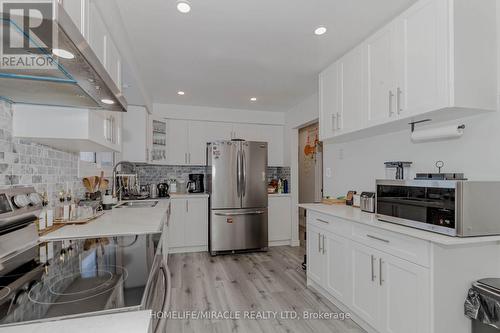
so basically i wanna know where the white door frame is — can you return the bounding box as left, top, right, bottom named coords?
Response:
left=290, top=119, right=319, bottom=247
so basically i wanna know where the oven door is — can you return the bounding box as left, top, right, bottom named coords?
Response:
left=376, top=180, right=457, bottom=235
left=143, top=254, right=171, bottom=333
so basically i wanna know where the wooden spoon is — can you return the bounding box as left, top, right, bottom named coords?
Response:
left=83, top=178, right=93, bottom=193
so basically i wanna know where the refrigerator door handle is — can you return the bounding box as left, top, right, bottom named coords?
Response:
left=214, top=210, right=265, bottom=216
left=241, top=149, right=246, bottom=197
left=236, top=149, right=241, bottom=198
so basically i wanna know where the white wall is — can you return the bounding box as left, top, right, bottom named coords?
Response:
left=322, top=3, right=500, bottom=197
left=153, top=103, right=285, bottom=125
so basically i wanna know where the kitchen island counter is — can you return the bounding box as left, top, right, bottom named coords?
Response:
left=41, top=200, right=169, bottom=241
left=299, top=203, right=500, bottom=246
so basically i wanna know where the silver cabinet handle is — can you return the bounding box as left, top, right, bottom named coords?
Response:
left=146, top=148, right=149, bottom=162
left=331, top=114, right=336, bottom=131
left=322, top=235, right=326, bottom=254
left=188, top=152, right=191, bottom=164
left=397, top=87, right=402, bottom=114
left=367, top=234, right=390, bottom=243
left=317, top=219, right=329, bottom=224
left=186, top=200, right=188, bottom=213
left=318, top=233, right=321, bottom=253
left=336, top=112, right=341, bottom=130
left=379, top=258, right=384, bottom=286
left=389, top=90, right=394, bottom=117
left=371, top=255, right=376, bottom=281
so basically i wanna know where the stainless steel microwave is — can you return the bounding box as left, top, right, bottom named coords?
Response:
left=376, top=179, right=500, bottom=237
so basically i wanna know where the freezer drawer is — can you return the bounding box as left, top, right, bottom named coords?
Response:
left=210, top=208, right=268, bottom=254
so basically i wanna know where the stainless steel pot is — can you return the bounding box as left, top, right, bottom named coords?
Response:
left=149, top=183, right=158, bottom=198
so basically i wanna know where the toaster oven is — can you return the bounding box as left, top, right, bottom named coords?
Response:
left=376, top=179, right=500, bottom=237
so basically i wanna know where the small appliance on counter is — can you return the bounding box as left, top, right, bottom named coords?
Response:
left=187, top=174, right=204, bottom=193
left=360, top=192, right=375, bottom=213
left=465, top=278, right=500, bottom=333
left=157, top=183, right=169, bottom=198
left=376, top=179, right=500, bottom=237
left=148, top=183, right=158, bottom=199
left=384, top=161, right=412, bottom=180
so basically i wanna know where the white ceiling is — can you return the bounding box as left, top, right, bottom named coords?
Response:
left=116, top=0, right=417, bottom=112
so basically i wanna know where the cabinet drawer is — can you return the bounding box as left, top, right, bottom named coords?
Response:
left=307, top=211, right=351, bottom=238
left=351, top=223, right=430, bottom=267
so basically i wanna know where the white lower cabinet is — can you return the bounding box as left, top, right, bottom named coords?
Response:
left=268, top=196, right=291, bottom=243
left=307, top=212, right=430, bottom=333
left=168, top=197, right=208, bottom=252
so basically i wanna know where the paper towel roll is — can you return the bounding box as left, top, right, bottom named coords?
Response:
left=411, top=125, right=464, bottom=143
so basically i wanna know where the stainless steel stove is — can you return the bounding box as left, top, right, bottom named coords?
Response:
left=0, top=187, right=170, bottom=332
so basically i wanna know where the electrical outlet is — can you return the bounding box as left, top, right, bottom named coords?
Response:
left=325, top=168, right=332, bottom=178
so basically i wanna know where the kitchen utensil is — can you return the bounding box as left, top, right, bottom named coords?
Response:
left=149, top=184, right=158, bottom=199
left=100, top=179, right=109, bottom=191
left=360, top=192, right=375, bottom=213
left=83, top=177, right=93, bottom=193
left=97, top=171, right=104, bottom=191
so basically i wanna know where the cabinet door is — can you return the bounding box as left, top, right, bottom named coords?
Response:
left=168, top=199, right=185, bottom=248
left=88, top=2, right=107, bottom=66
left=380, top=253, right=430, bottom=333
left=338, top=46, right=365, bottom=133
left=396, top=0, right=448, bottom=117
left=306, top=225, right=324, bottom=285
left=351, top=242, right=381, bottom=330
left=61, top=0, right=85, bottom=34
left=188, top=121, right=232, bottom=165
left=365, top=23, right=397, bottom=125
left=259, top=125, right=283, bottom=166
left=319, top=62, right=339, bottom=140
left=184, top=198, right=208, bottom=247
left=268, top=197, right=291, bottom=242
left=167, top=119, right=189, bottom=165
left=324, top=232, right=350, bottom=304
left=121, top=106, right=148, bottom=163
left=151, top=117, right=168, bottom=164
left=232, top=123, right=262, bottom=141
left=106, top=37, right=121, bottom=90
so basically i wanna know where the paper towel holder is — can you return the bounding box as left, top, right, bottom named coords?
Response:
left=408, top=119, right=465, bottom=132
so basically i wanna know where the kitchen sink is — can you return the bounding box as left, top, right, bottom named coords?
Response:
left=115, top=200, right=159, bottom=208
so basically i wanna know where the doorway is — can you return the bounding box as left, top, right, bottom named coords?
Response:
left=298, top=122, right=322, bottom=248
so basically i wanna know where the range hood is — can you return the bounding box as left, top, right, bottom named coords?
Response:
left=0, top=2, right=127, bottom=111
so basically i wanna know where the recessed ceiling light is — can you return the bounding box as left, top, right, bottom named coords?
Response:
left=101, top=99, right=115, bottom=105
left=314, top=26, right=327, bottom=36
left=52, top=48, right=75, bottom=59
left=177, top=91, right=185, bottom=96
left=250, top=97, right=257, bottom=102
left=176, top=1, right=191, bottom=13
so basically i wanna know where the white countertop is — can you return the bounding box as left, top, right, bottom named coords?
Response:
left=169, top=193, right=209, bottom=199
left=0, top=310, right=152, bottom=333
left=299, top=203, right=500, bottom=246
left=40, top=200, right=168, bottom=241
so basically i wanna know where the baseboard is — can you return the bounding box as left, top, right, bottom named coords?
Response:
left=289, top=239, right=300, bottom=247
left=269, top=240, right=292, bottom=247
left=169, top=246, right=208, bottom=254
left=307, top=280, right=378, bottom=333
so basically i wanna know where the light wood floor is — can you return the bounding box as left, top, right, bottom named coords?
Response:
left=165, top=246, right=366, bottom=333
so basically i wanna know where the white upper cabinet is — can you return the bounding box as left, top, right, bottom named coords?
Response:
left=231, top=123, right=262, bottom=141
left=106, top=37, right=122, bottom=90
left=167, top=119, right=190, bottom=165
left=60, top=0, right=87, bottom=36
left=319, top=62, right=339, bottom=140
left=320, top=0, right=497, bottom=142
left=365, top=22, right=397, bottom=126
left=396, top=0, right=448, bottom=118
left=338, top=45, right=365, bottom=133
left=88, top=2, right=106, bottom=66
left=259, top=125, right=284, bottom=166
left=188, top=121, right=233, bottom=165
left=121, top=106, right=150, bottom=163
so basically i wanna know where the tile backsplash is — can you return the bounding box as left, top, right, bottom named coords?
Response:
left=136, top=164, right=291, bottom=190
left=0, top=102, right=83, bottom=199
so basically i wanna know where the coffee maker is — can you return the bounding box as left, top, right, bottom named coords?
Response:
left=187, top=174, right=204, bottom=193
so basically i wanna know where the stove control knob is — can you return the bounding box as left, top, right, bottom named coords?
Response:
left=13, top=194, right=30, bottom=208
left=28, top=193, right=42, bottom=206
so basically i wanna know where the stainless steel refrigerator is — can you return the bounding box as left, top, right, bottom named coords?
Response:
left=207, top=140, right=268, bottom=256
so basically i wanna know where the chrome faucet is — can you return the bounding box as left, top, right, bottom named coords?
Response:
left=111, top=161, right=137, bottom=200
